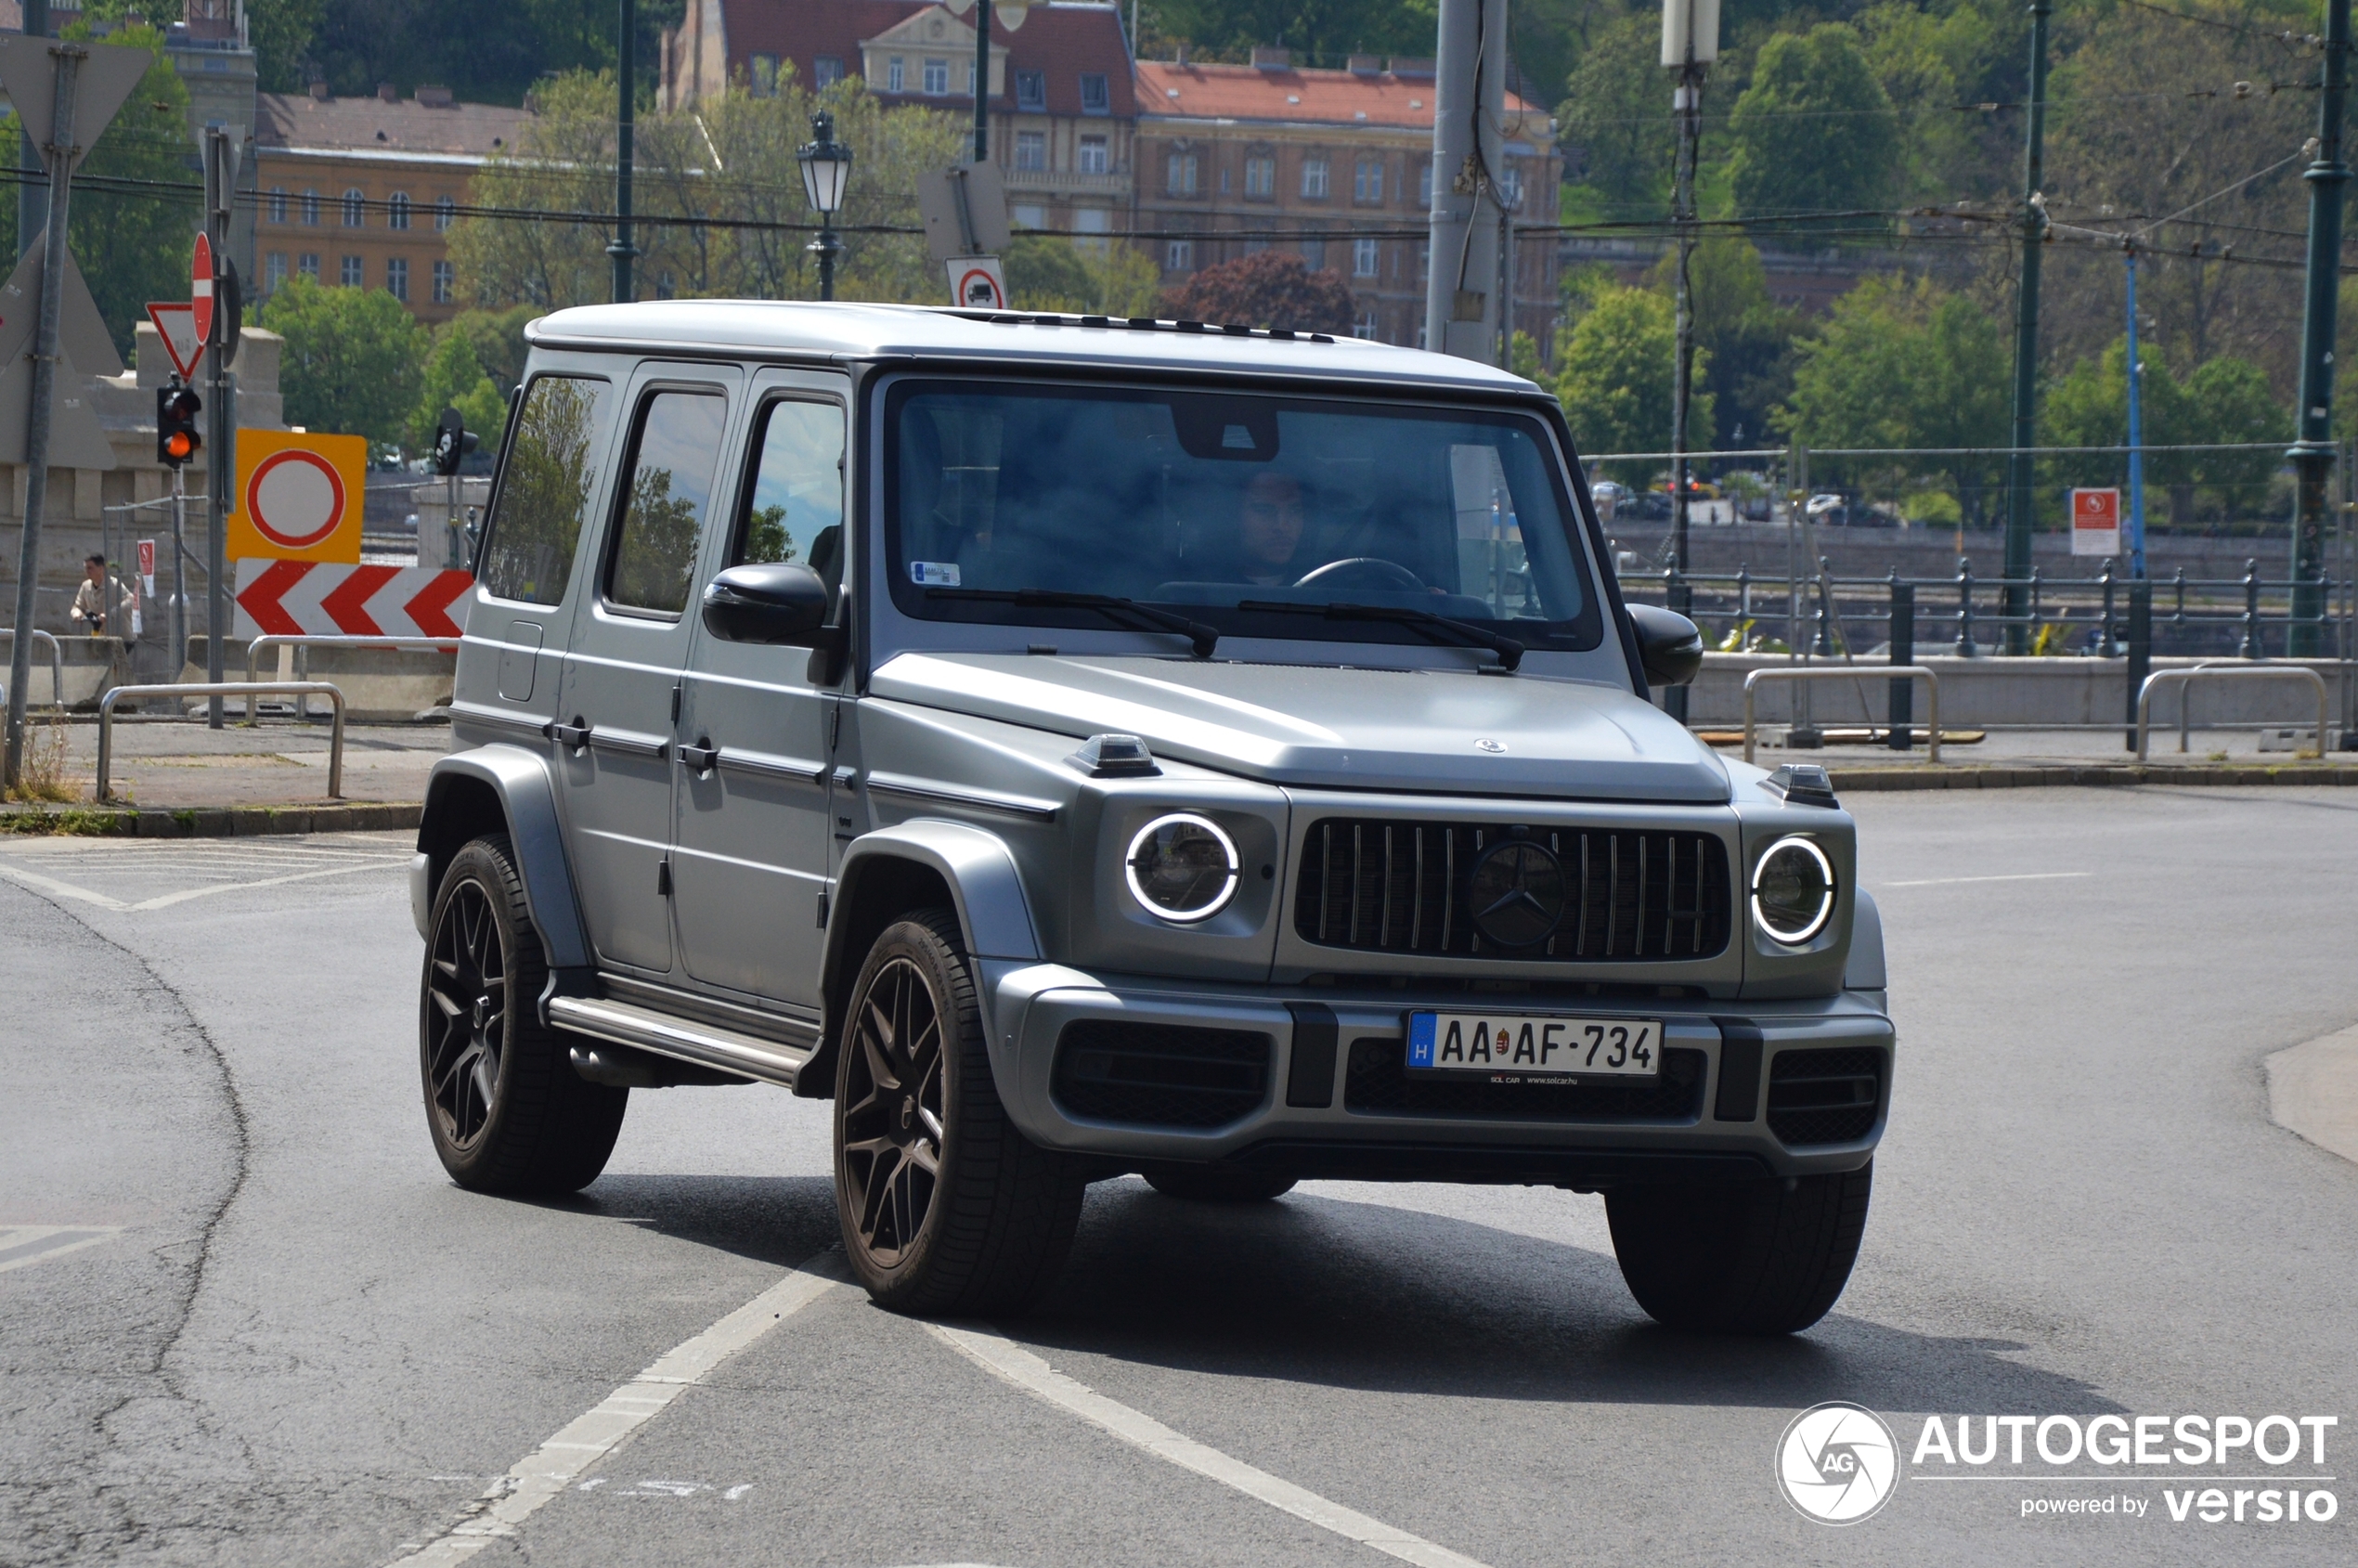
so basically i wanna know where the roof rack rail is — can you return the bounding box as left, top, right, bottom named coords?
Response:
left=934, top=307, right=1337, bottom=345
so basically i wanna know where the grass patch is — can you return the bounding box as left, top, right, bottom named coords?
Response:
left=2, top=712, right=77, bottom=803
left=0, top=805, right=135, bottom=836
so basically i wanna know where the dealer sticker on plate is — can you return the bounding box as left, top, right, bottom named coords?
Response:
left=1406, top=1010, right=1662, bottom=1078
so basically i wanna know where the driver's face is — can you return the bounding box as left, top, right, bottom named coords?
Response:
left=1239, top=475, right=1303, bottom=569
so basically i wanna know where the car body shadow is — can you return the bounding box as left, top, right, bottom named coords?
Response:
left=525, top=1173, right=840, bottom=1271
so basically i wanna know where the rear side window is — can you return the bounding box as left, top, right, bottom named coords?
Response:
left=606, top=390, right=727, bottom=616
left=478, top=376, right=608, bottom=605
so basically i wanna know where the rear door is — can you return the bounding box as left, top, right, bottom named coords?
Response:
left=553, top=366, right=742, bottom=977
left=669, top=375, right=849, bottom=1008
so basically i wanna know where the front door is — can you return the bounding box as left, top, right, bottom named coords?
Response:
left=670, top=382, right=848, bottom=1008
left=554, top=369, right=740, bottom=977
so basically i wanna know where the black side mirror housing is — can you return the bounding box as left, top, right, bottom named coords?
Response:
left=1627, top=603, right=1704, bottom=688
left=703, top=563, right=832, bottom=645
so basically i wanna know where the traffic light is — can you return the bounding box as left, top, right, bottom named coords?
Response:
left=432, top=406, right=479, bottom=476
left=156, top=382, right=202, bottom=468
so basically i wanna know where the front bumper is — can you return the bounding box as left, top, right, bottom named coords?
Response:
left=980, top=963, right=1894, bottom=1185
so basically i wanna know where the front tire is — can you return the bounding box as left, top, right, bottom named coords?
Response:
left=1605, top=1163, right=1872, bottom=1334
left=420, top=835, right=627, bottom=1194
left=834, top=909, right=1082, bottom=1315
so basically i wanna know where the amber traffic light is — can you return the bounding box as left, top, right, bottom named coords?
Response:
left=156, top=382, right=203, bottom=469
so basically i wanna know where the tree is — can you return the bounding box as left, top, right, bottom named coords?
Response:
left=1551, top=285, right=1708, bottom=469
left=248, top=0, right=328, bottom=92
left=1005, top=236, right=1163, bottom=316
left=1646, top=234, right=1799, bottom=447
left=408, top=330, right=507, bottom=455
left=2045, top=338, right=2285, bottom=526
left=257, top=275, right=427, bottom=454
left=1161, top=250, right=1357, bottom=332
left=1142, top=0, right=1432, bottom=66
left=442, top=305, right=538, bottom=396
left=1555, top=11, right=1676, bottom=214
left=1727, top=25, right=1900, bottom=227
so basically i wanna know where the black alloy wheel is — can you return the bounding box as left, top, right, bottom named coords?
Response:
left=425, top=874, right=507, bottom=1153
left=838, top=953, right=947, bottom=1266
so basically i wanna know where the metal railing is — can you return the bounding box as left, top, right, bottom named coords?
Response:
left=0, top=628, right=64, bottom=707
left=243, top=632, right=460, bottom=714
left=97, top=683, right=346, bottom=802
left=2134, top=666, right=2330, bottom=762
left=1743, top=667, right=1941, bottom=766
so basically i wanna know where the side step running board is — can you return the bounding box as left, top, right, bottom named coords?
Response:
left=547, top=994, right=814, bottom=1090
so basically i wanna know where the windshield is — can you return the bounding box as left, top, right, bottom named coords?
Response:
left=883, top=379, right=1602, bottom=654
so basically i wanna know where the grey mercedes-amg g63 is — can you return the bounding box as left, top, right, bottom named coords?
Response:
left=410, top=302, right=1892, bottom=1332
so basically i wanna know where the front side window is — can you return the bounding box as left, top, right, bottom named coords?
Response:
left=266, top=252, right=286, bottom=291
left=1166, top=239, right=1193, bottom=272
left=751, top=53, right=779, bottom=95
left=1078, top=136, right=1108, bottom=175
left=481, top=376, right=610, bottom=605
left=737, top=400, right=845, bottom=575
left=1301, top=157, right=1328, bottom=200
left=298, top=252, right=319, bottom=279
left=1355, top=160, right=1383, bottom=202
left=887, top=57, right=904, bottom=92
left=607, top=390, right=728, bottom=616
left=1300, top=236, right=1325, bottom=270
left=886, top=381, right=1600, bottom=653
left=815, top=56, right=844, bottom=88
left=1016, top=131, right=1046, bottom=171
left=1167, top=151, right=1197, bottom=194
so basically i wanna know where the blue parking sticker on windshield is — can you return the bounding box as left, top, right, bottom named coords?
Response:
left=1406, top=1012, right=1436, bottom=1068
left=910, top=561, right=962, bottom=587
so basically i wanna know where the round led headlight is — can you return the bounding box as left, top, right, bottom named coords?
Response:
left=1124, top=813, right=1239, bottom=923
left=1751, top=835, right=1835, bottom=945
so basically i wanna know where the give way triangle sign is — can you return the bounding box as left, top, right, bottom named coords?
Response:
left=146, top=302, right=201, bottom=380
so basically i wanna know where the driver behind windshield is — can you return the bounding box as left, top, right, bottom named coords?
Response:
left=1237, top=472, right=1309, bottom=586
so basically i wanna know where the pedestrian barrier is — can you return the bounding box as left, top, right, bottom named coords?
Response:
left=0, top=628, right=65, bottom=707
left=1743, top=666, right=1943, bottom=766
left=97, top=682, right=345, bottom=802
left=2136, top=665, right=2331, bottom=761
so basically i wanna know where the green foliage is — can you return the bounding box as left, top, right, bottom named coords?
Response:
left=441, top=305, right=538, bottom=395
left=2044, top=338, right=2286, bottom=523
left=1142, top=0, right=1436, bottom=66
left=301, top=0, right=680, bottom=107
left=256, top=274, right=427, bottom=453
left=1647, top=234, right=1799, bottom=446
left=247, top=0, right=329, bottom=93
left=1004, top=235, right=1163, bottom=317
left=408, top=330, right=507, bottom=455
left=1509, top=330, right=1543, bottom=382
left=1551, top=286, right=1709, bottom=467
left=1555, top=11, right=1675, bottom=214
left=1728, top=25, right=1900, bottom=226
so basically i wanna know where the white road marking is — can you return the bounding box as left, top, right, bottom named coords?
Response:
left=0, top=1225, right=123, bottom=1275
left=0, top=854, right=405, bottom=912
left=384, top=1257, right=839, bottom=1567
left=927, top=1322, right=1492, bottom=1568
left=1878, top=871, right=2092, bottom=888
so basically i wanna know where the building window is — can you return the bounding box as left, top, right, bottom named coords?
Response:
left=1301, top=237, right=1325, bottom=270
left=388, top=191, right=410, bottom=230
left=1012, top=203, right=1046, bottom=229
left=340, top=254, right=362, bottom=287
left=1354, top=237, right=1380, bottom=277
left=1301, top=157, right=1328, bottom=200
left=1244, top=156, right=1275, bottom=199
left=1498, top=164, right=1522, bottom=210
left=1166, top=152, right=1197, bottom=194
left=302, top=188, right=319, bottom=225
left=1419, top=162, right=1432, bottom=208
left=923, top=58, right=949, bottom=95
left=750, top=53, right=779, bottom=96
left=434, top=196, right=455, bottom=231
left=1166, top=239, right=1193, bottom=272
left=1073, top=208, right=1110, bottom=252
left=1355, top=308, right=1379, bottom=341
left=1354, top=160, right=1383, bottom=202
left=815, top=56, right=843, bottom=88
left=266, top=252, right=286, bottom=291
left=1079, top=72, right=1108, bottom=113
left=1016, top=70, right=1045, bottom=110
left=386, top=255, right=408, bottom=300
left=1078, top=136, right=1108, bottom=175
left=967, top=61, right=978, bottom=96
left=298, top=252, right=319, bottom=279
left=268, top=186, right=287, bottom=222
left=887, top=57, right=904, bottom=92
left=342, top=188, right=365, bottom=227
left=1242, top=237, right=1269, bottom=254
left=1015, top=131, right=1046, bottom=171
left=1418, top=241, right=1430, bottom=280
left=432, top=259, right=455, bottom=304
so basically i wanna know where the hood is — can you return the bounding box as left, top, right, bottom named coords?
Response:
left=868, top=654, right=1730, bottom=804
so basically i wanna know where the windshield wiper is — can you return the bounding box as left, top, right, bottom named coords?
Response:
left=1237, top=600, right=1524, bottom=672
left=926, top=587, right=1218, bottom=659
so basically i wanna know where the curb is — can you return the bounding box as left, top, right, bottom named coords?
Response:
left=0, top=802, right=423, bottom=838
left=1828, top=762, right=2358, bottom=791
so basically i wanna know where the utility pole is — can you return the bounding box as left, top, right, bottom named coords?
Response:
left=2290, top=0, right=2350, bottom=659
left=202, top=127, right=237, bottom=728
left=1424, top=0, right=1506, bottom=365
left=2002, top=0, right=2054, bottom=654
left=974, top=0, right=991, bottom=162
left=610, top=0, right=637, bottom=304
left=1663, top=0, right=1717, bottom=585
left=2, top=40, right=76, bottom=790
left=15, top=0, right=45, bottom=257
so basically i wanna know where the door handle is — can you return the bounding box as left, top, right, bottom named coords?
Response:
left=679, top=740, right=719, bottom=774
left=549, top=718, right=591, bottom=750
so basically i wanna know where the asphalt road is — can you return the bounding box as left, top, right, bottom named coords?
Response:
left=2, top=787, right=2353, bottom=1566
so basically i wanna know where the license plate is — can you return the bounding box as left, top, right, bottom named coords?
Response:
left=1406, top=1011, right=1662, bottom=1078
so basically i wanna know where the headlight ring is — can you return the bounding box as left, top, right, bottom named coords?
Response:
left=1124, top=812, right=1240, bottom=923
left=1751, top=835, right=1835, bottom=945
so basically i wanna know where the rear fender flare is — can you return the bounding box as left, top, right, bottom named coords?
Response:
left=417, top=745, right=590, bottom=971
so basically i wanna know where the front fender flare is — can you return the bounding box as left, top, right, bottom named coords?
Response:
left=828, top=818, right=1043, bottom=972
left=419, top=745, right=590, bottom=971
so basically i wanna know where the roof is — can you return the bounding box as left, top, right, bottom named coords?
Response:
left=1136, top=59, right=1548, bottom=142
left=253, top=91, right=535, bottom=160
left=526, top=300, right=1538, bottom=394
left=718, top=0, right=1136, bottom=118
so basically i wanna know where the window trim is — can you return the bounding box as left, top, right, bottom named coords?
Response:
left=1079, top=71, right=1109, bottom=114
left=600, top=381, right=733, bottom=623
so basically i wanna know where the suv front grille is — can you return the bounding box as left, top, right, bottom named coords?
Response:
left=1294, top=819, right=1731, bottom=962
left=1052, top=1021, right=1273, bottom=1128
left=1343, top=1037, right=1707, bottom=1121
left=1766, top=1048, right=1885, bottom=1146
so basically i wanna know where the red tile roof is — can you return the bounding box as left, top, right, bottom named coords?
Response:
left=255, top=92, right=535, bottom=159
left=1137, top=59, right=1547, bottom=140
left=719, top=0, right=1136, bottom=118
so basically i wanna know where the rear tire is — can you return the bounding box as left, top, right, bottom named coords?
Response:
left=420, top=835, right=627, bottom=1194
left=1605, top=1163, right=1872, bottom=1335
left=1143, top=1166, right=1297, bottom=1203
left=834, top=909, right=1082, bottom=1315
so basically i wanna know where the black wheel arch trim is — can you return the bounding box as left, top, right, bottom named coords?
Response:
left=419, top=745, right=592, bottom=972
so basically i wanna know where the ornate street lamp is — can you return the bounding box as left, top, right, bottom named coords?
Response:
left=797, top=110, right=854, bottom=301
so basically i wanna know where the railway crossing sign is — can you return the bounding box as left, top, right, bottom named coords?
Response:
left=227, top=428, right=368, bottom=564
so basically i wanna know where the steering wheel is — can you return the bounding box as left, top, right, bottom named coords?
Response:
left=1292, top=557, right=1426, bottom=593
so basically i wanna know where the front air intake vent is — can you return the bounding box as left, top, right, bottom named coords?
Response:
left=1052, top=1022, right=1273, bottom=1128
left=1765, top=1047, right=1885, bottom=1146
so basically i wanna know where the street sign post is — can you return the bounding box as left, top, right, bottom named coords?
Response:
left=2070, top=486, right=2121, bottom=558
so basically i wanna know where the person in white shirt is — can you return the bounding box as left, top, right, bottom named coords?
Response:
left=69, top=553, right=135, bottom=639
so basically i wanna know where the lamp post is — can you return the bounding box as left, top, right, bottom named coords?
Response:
left=797, top=110, right=853, bottom=302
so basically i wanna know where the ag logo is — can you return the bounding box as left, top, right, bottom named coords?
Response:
left=1775, top=1402, right=1898, bottom=1524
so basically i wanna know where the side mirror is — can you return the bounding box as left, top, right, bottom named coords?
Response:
left=702, top=562, right=832, bottom=645
left=1626, top=603, right=1704, bottom=688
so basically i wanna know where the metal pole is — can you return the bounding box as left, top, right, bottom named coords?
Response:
left=2123, top=576, right=2152, bottom=751
left=609, top=0, right=637, bottom=304
left=2291, top=0, right=2349, bottom=658
left=2002, top=0, right=2054, bottom=654
left=4, top=42, right=79, bottom=792
left=2124, top=246, right=2147, bottom=580
left=1669, top=59, right=1703, bottom=585
left=974, top=0, right=991, bottom=162
left=203, top=129, right=233, bottom=727
left=168, top=461, right=188, bottom=671
left=1424, top=0, right=1506, bottom=365
left=1889, top=581, right=1915, bottom=749
left=14, top=0, right=46, bottom=258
